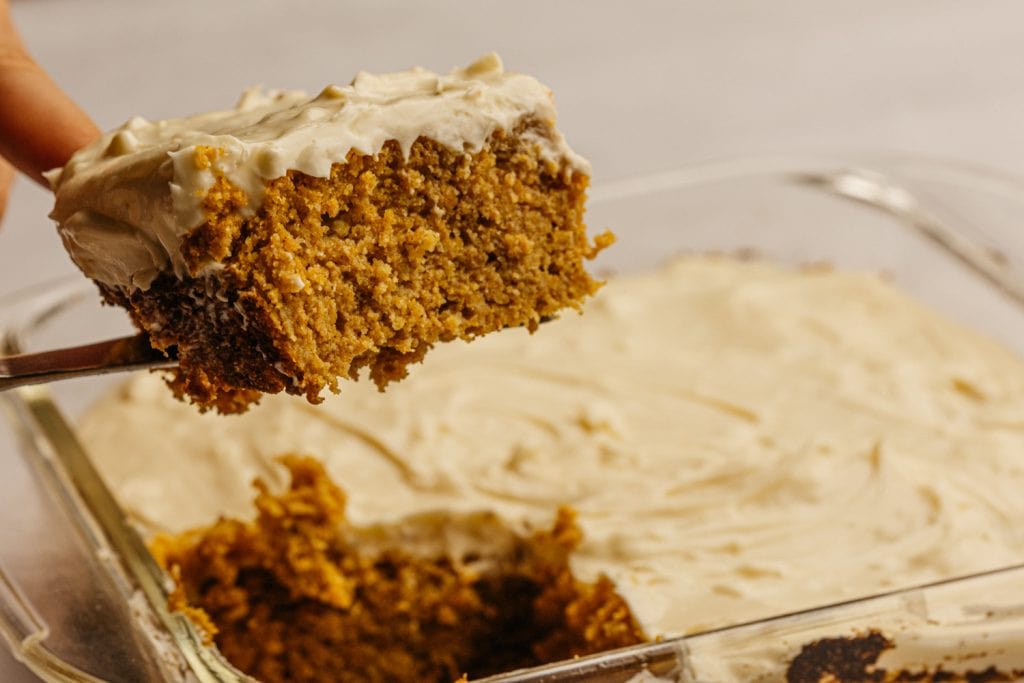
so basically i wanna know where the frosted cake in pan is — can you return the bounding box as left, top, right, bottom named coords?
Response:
left=77, top=256, right=1024, bottom=681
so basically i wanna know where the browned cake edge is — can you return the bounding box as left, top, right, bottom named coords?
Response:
left=786, top=631, right=1024, bottom=683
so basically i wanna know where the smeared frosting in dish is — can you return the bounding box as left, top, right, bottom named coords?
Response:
left=77, top=257, right=1024, bottom=637
left=48, top=53, right=586, bottom=290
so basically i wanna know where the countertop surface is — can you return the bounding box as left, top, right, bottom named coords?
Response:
left=4, top=1, right=1024, bottom=680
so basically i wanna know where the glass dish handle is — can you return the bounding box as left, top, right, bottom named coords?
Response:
left=593, top=153, right=1024, bottom=308
left=800, top=162, right=1024, bottom=306
left=0, top=566, right=103, bottom=683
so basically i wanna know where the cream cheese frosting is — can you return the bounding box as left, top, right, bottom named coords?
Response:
left=48, top=53, right=587, bottom=291
left=76, top=256, right=1024, bottom=638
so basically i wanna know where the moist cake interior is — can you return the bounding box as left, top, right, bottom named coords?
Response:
left=152, top=457, right=645, bottom=683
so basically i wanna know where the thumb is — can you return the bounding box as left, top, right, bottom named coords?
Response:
left=0, top=1, right=99, bottom=186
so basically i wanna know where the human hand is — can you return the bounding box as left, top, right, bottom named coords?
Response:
left=0, top=0, right=98, bottom=222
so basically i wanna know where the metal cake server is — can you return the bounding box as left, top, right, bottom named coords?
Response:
left=0, top=334, right=177, bottom=391
left=0, top=315, right=554, bottom=392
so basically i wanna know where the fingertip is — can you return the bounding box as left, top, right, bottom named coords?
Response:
left=0, top=2, right=99, bottom=185
left=0, top=56, right=100, bottom=185
left=0, top=156, right=15, bottom=223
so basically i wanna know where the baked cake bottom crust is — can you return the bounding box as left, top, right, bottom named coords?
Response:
left=151, top=457, right=645, bottom=683
left=786, top=632, right=1024, bottom=683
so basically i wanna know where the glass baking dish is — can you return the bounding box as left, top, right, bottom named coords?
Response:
left=3, top=155, right=1024, bottom=682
